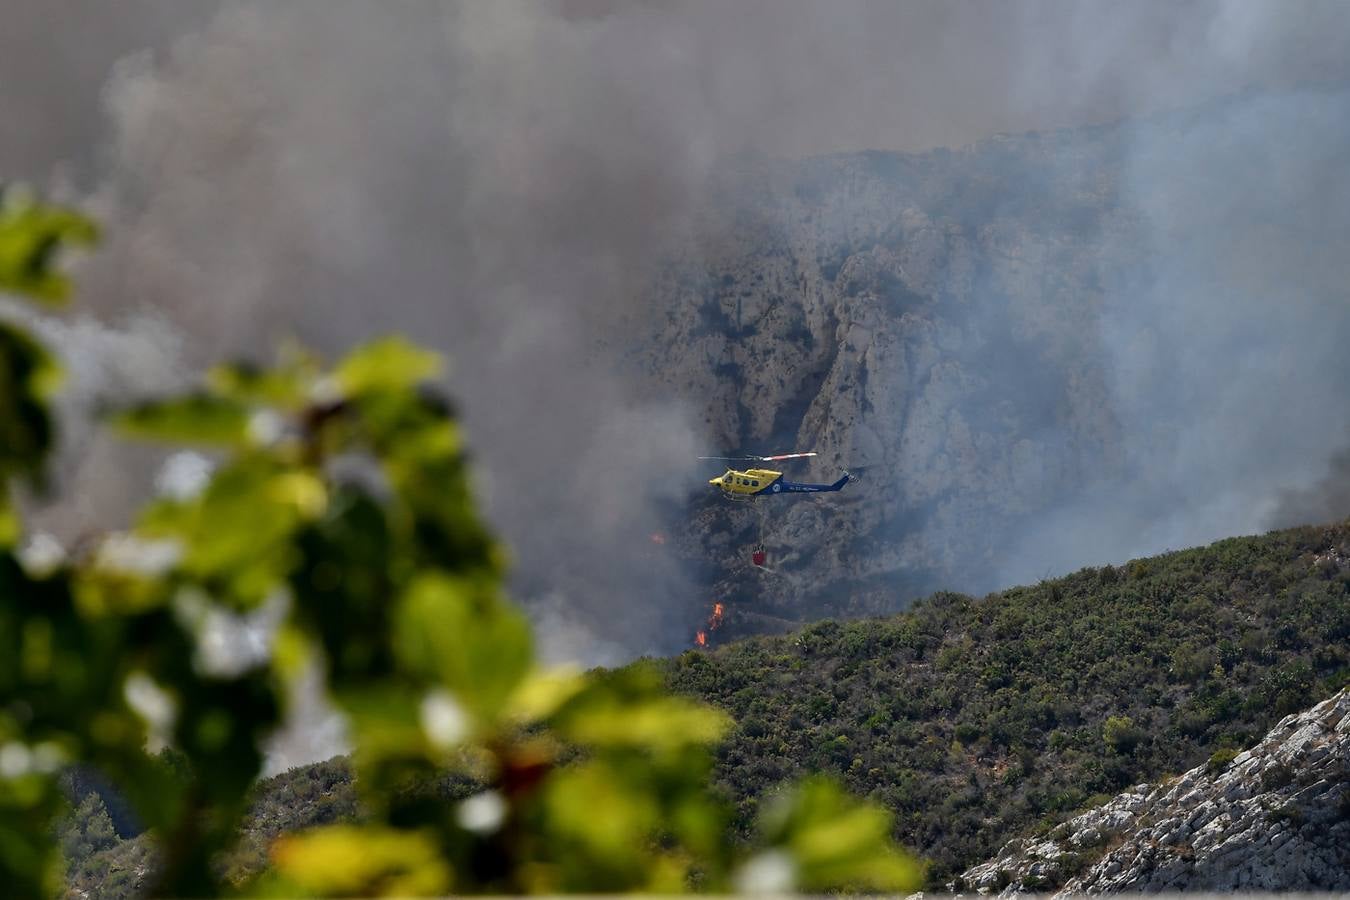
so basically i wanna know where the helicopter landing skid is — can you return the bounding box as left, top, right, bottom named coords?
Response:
left=720, top=492, right=758, bottom=503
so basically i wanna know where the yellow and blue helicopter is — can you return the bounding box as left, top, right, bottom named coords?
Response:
left=700, top=451, right=850, bottom=501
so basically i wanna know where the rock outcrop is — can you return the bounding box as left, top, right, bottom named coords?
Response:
left=611, top=81, right=1350, bottom=651
left=649, top=134, right=1136, bottom=632
left=956, top=688, right=1350, bottom=894
left=639, top=86, right=1350, bottom=642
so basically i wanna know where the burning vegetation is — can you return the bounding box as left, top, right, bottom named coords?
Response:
left=694, top=601, right=726, bottom=648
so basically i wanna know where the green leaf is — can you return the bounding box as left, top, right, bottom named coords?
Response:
left=503, top=666, right=587, bottom=723
left=0, top=188, right=98, bottom=305
left=0, top=775, right=66, bottom=897
left=139, top=460, right=327, bottom=608
left=555, top=692, right=732, bottom=752
left=551, top=663, right=732, bottom=752
left=751, top=776, right=922, bottom=893
left=335, top=685, right=425, bottom=759
left=336, top=336, right=443, bottom=397
left=540, top=760, right=660, bottom=875
left=72, top=560, right=174, bottom=617
left=114, top=393, right=253, bottom=447
left=0, top=491, right=19, bottom=549
left=0, top=322, right=59, bottom=482
left=206, top=359, right=313, bottom=410
left=392, top=573, right=532, bottom=724
left=270, top=825, right=452, bottom=897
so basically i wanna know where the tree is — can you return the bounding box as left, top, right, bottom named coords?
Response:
left=59, top=792, right=119, bottom=875
left=0, top=184, right=921, bottom=897
left=1102, top=715, right=1143, bottom=755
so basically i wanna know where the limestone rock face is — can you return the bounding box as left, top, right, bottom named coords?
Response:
left=643, top=135, right=1137, bottom=630
left=634, top=87, right=1350, bottom=643
left=955, top=688, right=1350, bottom=895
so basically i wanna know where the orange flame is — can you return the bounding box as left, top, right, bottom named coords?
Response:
left=708, top=602, right=725, bottom=631
left=693, top=601, right=726, bottom=648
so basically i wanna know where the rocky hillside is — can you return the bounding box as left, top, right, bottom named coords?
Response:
left=639, top=84, right=1350, bottom=640
left=666, top=520, right=1350, bottom=881
left=958, top=687, right=1350, bottom=894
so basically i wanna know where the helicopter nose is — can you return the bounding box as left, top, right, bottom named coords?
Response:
left=709, top=476, right=722, bottom=485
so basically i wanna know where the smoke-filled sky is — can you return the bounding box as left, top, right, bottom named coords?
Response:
left=5, top=0, right=1350, bottom=671
left=8, top=1, right=1350, bottom=176
left=992, top=83, right=1350, bottom=587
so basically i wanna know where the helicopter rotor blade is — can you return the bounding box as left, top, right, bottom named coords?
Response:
left=698, top=451, right=817, bottom=462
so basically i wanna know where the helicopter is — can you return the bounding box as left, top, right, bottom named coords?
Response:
left=699, top=451, right=851, bottom=501
left=699, top=451, right=851, bottom=569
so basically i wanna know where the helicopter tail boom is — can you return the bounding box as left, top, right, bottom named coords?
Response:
left=775, top=472, right=850, bottom=493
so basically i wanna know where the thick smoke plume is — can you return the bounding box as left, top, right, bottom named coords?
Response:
left=995, top=85, right=1350, bottom=585
left=4, top=0, right=1350, bottom=676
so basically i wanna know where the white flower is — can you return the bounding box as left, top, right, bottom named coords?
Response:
left=17, top=532, right=65, bottom=577
left=124, top=671, right=176, bottom=735
left=173, top=588, right=287, bottom=678
left=308, top=375, right=343, bottom=406
left=96, top=534, right=182, bottom=576
left=420, top=689, right=469, bottom=749
left=246, top=409, right=285, bottom=446
left=32, top=742, right=65, bottom=774
left=0, top=741, right=60, bottom=779
left=457, top=791, right=507, bottom=835
left=734, top=849, right=797, bottom=894
left=0, top=742, right=32, bottom=779
left=155, top=451, right=214, bottom=501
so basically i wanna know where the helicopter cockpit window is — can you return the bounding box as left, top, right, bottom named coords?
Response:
left=752, top=480, right=759, bottom=487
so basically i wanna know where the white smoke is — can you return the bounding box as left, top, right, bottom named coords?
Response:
left=5, top=0, right=1350, bottom=666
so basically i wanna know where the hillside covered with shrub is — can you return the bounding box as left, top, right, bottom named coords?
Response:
left=665, top=520, right=1350, bottom=880
left=58, top=519, right=1350, bottom=893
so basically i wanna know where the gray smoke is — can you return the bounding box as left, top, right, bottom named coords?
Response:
left=1272, top=449, right=1350, bottom=530
left=44, top=1, right=717, bottom=664
left=0, top=0, right=218, bottom=181
left=5, top=0, right=1350, bottom=672
left=993, top=84, right=1350, bottom=586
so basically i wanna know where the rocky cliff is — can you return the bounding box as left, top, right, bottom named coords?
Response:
left=956, top=687, right=1350, bottom=894
left=649, top=133, right=1136, bottom=635
left=638, top=85, right=1350, bottom=643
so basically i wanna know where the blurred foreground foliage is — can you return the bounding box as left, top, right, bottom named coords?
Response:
left=0, top=187, right=921, bottom=896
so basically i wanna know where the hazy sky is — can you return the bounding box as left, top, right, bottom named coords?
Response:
left=7, top=1, right=1350, bottom=180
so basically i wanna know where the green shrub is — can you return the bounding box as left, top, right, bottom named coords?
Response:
left=1265, top=802, right=1303, bottom=825
left=1102, top=716, right=1144, bottom=754
left=1260, top=762, right=1294, bottom=792
left=1205, top=748, right=1239, bottom=774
